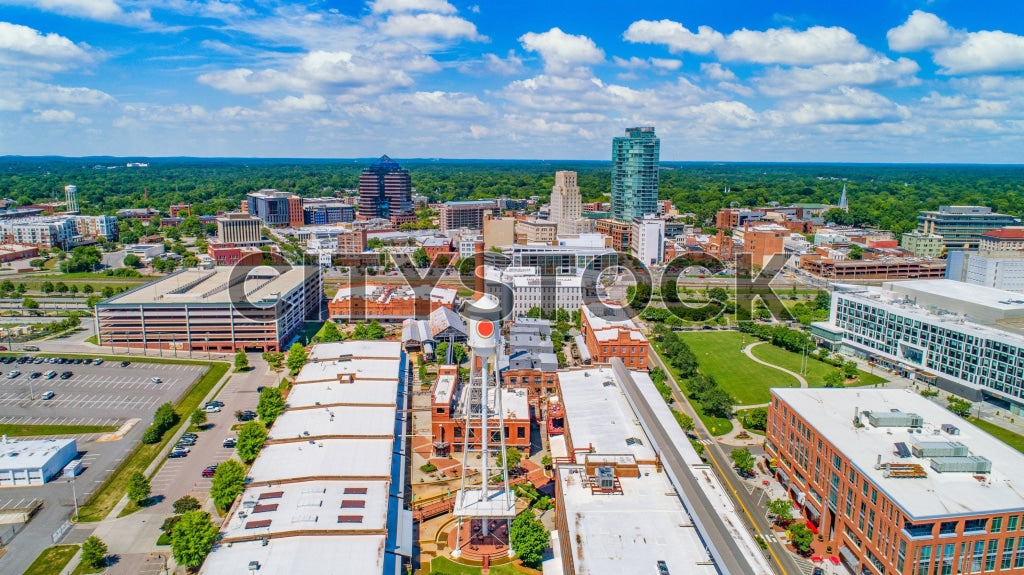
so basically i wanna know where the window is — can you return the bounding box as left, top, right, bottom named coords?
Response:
left=985, top=539, right=998, bottom=572
left=517, top=427, right=525, bottom=439
left=871, top=489, right=878, bottom=505
left=845, top=488, right=854, bottom=518
left=1003, top=538, right=1014, bottom=570
left=965, top=519, right=989, bottom=534
left=867, top=510, right=875, bottom=541
left=992, top=518, right=1003, bottom=534
left=1016, top=538, right=1024, bottom=568
left=940, top=521, right=958, bottom=537
left=971, top=541, right=985, bottom=573
left=436, top=408, right=444, bottom=414
left=917, top=545, right=932, bottom=575
left=897, top=540, right=907, bottom=572
left=1010, top=516, right=1019, bottom=533
left=832, top=454, right=842, bottom=471
left=454, top=427, right=462, bottom=438
left=904, top=522, right=935, bottom=539
left=863, top=480, right=869, bottom=496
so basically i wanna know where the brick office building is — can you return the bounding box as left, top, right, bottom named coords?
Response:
left=767, top=388, right=1024, bottom=575
left=579, top=305, right=648, bottom=370
left=429, top=365, right=531, bottom=457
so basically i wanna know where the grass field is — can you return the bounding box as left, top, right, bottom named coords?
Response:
left=678, top=331, right=800, bottom=405
left=0, top=423, right=118, bottom=437
left=429, top=556, right=524, bottom=575
left=969, top=417, right=1024, bottom=454
left=76, top=360, right=229, bottom=522
left=23, top=545, right=78, bottom=575
left=652, top=346, right=734, bottom=436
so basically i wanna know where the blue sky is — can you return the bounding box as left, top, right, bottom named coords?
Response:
left=1, top=0, right=1023, bottom=162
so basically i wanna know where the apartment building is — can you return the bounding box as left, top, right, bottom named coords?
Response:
left=767, top=388, right=1024, bottom=575
left=439, top=200, right=498, bottom=233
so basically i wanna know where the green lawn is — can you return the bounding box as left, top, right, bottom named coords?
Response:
left=749, top=341, right=889, bottom=388
left=429, top=556, right=524, bottom=575
left=0, top=423, right=117, bottom=437
left=23, top=545, right=78, bottom=575
left=969, top=417, right=1024, bottom=454
left=76, top=360, right=229, bottom=522
left=678, top=331, right=800, bottom=405
left=652, top=346, right=733, bottom=436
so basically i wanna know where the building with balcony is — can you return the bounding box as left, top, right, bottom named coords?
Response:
left=767, top=388, right=1024, bottom=575
left=610, top=126, right=659, bottom=223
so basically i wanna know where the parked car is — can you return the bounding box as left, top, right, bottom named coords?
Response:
left=60, top=371, right=72, bottom=379
left=202, top=465, right=218, bottom=478
left=41, top=391, right=54, bottom=400
left=44, top=370, right=56, bottom=379
left=83, top=359, right=93, bottom=365
left=8, top=370, right=20, bottom=379
left=222, top=437, right=237, bottom=448
left=167, top=451, right=187, bottom=458
left=0, top=345, right=7, bottom=351
left=171, top=445, right=190, bottom=454
left=23, top=345, right=39, bottom=352
left=93, top=358, right=104, bottom=365
left=29, top=372, right=41, bottom=379
left=205, top=400, right=224, bottom=408
left=203, top=405, right=221, bottom=413
left=151, top=377, right=162, bottom=383
left=34, top=357, right=45, bottom=364
left=236, top=410, right=256, bottom=422
left=177, top=439, right=196, bottom=447
left=120, top=361, right=130, bottom=367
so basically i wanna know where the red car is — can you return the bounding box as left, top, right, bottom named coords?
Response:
left=202, top=465, right=218, bottom=478
left=0, top=346, right=7, bottom=351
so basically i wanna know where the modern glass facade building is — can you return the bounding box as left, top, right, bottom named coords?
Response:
left=610, top=126, right=659, bottom=223
left=357, top=155, right=415, bottom=224
left=825, top=280, right=1024, bottom=411
left=917, top=206, right=1020, bottom=250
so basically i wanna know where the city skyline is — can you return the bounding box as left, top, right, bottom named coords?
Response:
left=1, top=1, right=1023, bottom=162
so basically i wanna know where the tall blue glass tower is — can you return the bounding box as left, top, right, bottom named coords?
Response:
left=610, top=126, right=660, bottom=223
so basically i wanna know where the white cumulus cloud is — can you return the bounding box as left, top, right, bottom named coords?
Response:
left=769, top=87, right=907, bottom=125
left=623, top=19, right=723, bottom=54
left=0, top=0, right=149, bottom=24
left=887, top=11, right=956, bottom=52
left=379, top=13, right=485, bottom=41
left=756, top=56, right=920, bottom=96
left=718, top=26, right=872, bottom=65
left=370, top=0, right=456, bottom=14
left=934, top=30, right=1024, bottom=74
left=0, top=22, right=94, bottom=71
left=519, top=28, right=604, bottom=75
left=32, top=109, right=77, bottom=123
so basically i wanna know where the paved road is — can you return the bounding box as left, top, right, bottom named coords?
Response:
left=646, top=348, right=803, bottom=575
left=612, top=359, right=762, bottom=575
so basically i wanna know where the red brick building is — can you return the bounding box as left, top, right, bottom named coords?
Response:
left=430, top=365, right=531, bottom=457
left=579, top=305, right=648, bottom=370
left=328, top=285, right=456, bottom=323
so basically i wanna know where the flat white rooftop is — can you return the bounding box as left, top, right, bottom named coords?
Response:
left=287, top=379, right=398, bottom=408
left=885, top=279, right=1024, bottom=317
left=0, top=438, right=75, bottom=470
left=307, top=341, right=403, bottom=361
left=248, top=439, right=393, bottom=483
left=558, top=465, right=716, bottom=575
left=267, top=406, right=395, bottom=441
left=202, top=534, right=385, bottom=575
left=104, top=266, right=315, bottom=305
left=631, top=369, right=703, bottom=466
left=221, top=480, right=389, bottom=539
left=774, top=388, right=1024, bottom=518
left=558, top=368, right=656, bottom=461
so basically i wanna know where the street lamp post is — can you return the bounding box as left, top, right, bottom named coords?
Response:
left=68, top=475, right=79, bottom=521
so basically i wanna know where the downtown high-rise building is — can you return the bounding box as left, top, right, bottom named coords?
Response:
left=610, top=126, right=659, bottom=223
left=357, top=155, right=416, bottom=225
left=548, top=170, right=582, bottom=235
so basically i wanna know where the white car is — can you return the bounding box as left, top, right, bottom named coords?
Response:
left=93, top=358, right=104, bottom=365
left=41, top=391, right=54, bottom=400
left=8, top=370, right=20, bottom=379
left=203, top=405, right=221, bottom=413
left=151, top=377, right=162, bottom=383
left=171, top=445, right=190, bottom=454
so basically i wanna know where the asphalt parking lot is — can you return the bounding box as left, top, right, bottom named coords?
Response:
left=0, top=358, right=205, bottom=420
left=0, top=356, right=208, bottom=575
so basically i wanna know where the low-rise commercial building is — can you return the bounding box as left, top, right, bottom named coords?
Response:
left=328, top=285, right=456, bottom=323
left=579, top=305, right=648, bottom=369
left=0, top=244, right=38, bottom=263
left=201, top=341, right=411, bottom=575
left=95, top=265, right=322, bottom=352
left=429, top=366, right=530, bottom=457
left=901, top=231, right=945, bottom=258
left=0, top=438, right=77, bottom=486
left=768, top=388, right=1024, bottom=575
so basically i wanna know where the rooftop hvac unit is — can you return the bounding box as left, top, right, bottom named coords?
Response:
left=910, top=441, right=969, bottom=458
left=596, top=466, right=615, bottom=490
left=865, top=410, right=924, bottom=428
left=941, top=424, right=961, bottom=435
left=930, top=456, right=992, bottom=474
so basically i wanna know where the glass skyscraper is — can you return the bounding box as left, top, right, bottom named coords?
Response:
left=610, top=126, right=659, bottom=223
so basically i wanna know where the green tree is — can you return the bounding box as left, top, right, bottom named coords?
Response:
left=742, top=407, right=768, bottom=432
left=29, top=258, right=45, bottom=269
left=848, top=244, right=864, bottom=260
left=22, top=297, right=38, bottom=310
left=286, top=342, right=307, bottom=375
left=842, top=360, right=859, bottom=379
left=788, top=522, right=814, bottom=555
left=499, top=447, right=522, bottom=472
left=947, top=396, right=972, bottom=417
left=767, top=499, right=794, bottom=524
left=15, top=282, right=25, bottom=294
left=171, top=511, right=219, bottom=569
left=412, top=247, right=430, bottom=267
left=256, top=387, right=286, bottom=424
left=123, top=253, right=142, bottom=268
left=190, top=408, right=207, bottom=428
left=730, top=447, right=755, bottom=476
left=708, top=286, right=731, bottom=302
left=173, top=495, right=201, bottom=514
left=366, top=237, right=384, bottom=249
left=700, top=387, right=735, bottom=418
left=41, top=281, right=54, bottom=294
left=127, top=471, right=151, bottom=504
left=210, top=460, right=246, bottom=511
left=234, top=349, right=249, bottom=371
left=262, top=351, right=284, bottom=370
left=80, top=535, right=108, bottom=570
left=319, top=321, right=343, bottom=342
left=813, top=291, right=830, bottom=311
left=824, top=369, right=845, bottom=388
left=153, top=402, right=179, bottom=432
left=510, top=511, right=550, bottom=568
left=525, top=306, right=544, bottom=319
left=236, top=420, right=268, bottom=463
